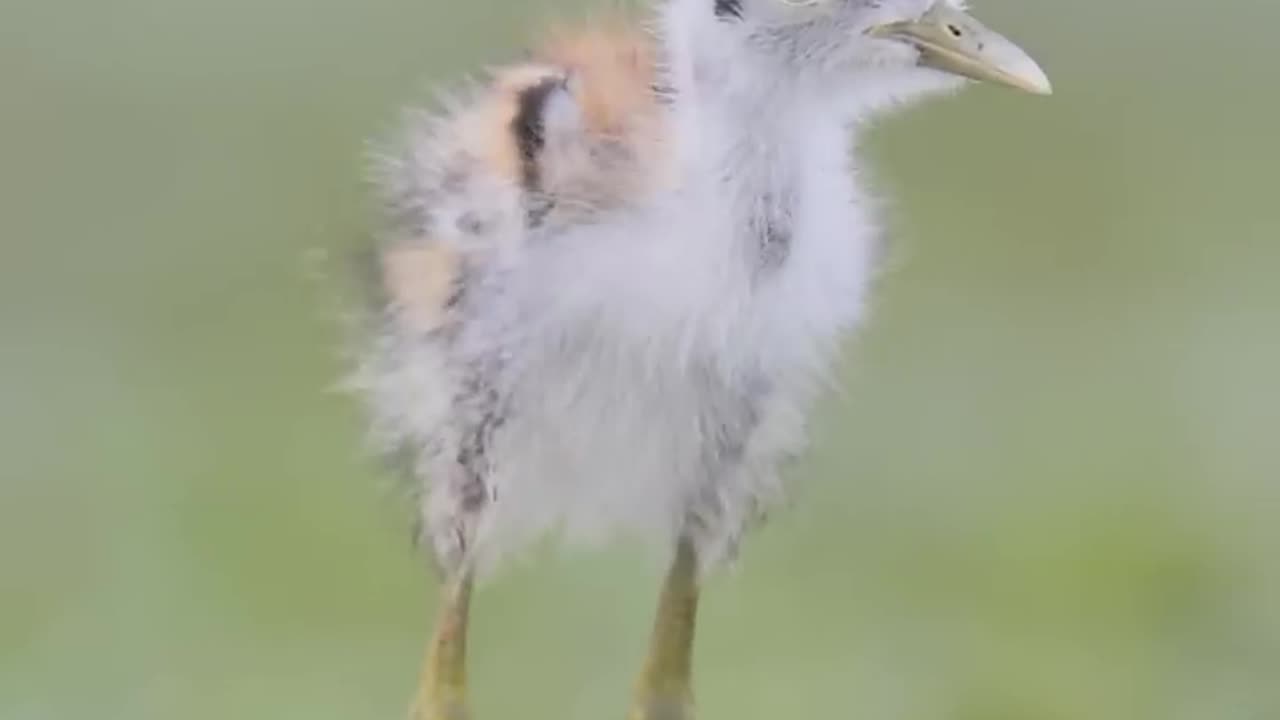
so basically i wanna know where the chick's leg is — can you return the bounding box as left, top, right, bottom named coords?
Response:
left=628, top=537, right=700, bottom=720
left=412, top=571, right=474, bottom=720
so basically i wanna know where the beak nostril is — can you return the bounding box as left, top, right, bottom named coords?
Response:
left=947, top=24, right=963, bottom=38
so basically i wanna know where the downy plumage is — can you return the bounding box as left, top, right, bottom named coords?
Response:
left=347, top=2, right=1049, bottom=717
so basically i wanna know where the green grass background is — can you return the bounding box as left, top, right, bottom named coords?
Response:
left=2, top=0, right=1277, bottom=718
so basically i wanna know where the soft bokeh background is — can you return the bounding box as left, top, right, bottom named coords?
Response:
left=2, top=0, right=1276, bottom=718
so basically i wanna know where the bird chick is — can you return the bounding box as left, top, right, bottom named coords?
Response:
left=350, top=2, right=1050, bottom=718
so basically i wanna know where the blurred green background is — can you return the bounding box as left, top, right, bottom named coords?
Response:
left=2, top=0, right=1277, bottom=718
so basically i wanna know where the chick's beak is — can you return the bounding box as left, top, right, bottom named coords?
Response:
left=870, top=3, right=1052, bottom=95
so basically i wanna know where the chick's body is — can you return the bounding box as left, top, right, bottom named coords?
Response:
left=357, top=19, right=875, bottom=575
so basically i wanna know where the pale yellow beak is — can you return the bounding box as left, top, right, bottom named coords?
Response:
left=871, top=3, right=1052, bottom=95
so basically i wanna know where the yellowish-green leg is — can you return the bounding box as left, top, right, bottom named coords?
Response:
left=628, top=537, right=700, bottom=720
left=411, top=571, right=473, bottom=720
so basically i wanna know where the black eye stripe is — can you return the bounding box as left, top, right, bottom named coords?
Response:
left=715, top=0, right=744, bottom=20
left=510, top=77, right=562, bottom=192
